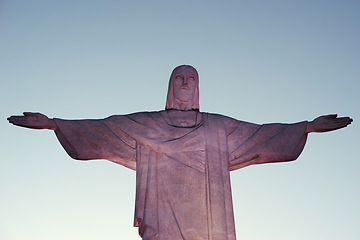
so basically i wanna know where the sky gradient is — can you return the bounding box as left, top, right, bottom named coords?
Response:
left=1, top=1, right=359, bottom=239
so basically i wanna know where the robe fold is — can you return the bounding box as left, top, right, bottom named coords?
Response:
left=53, top=110, right=308, bottom=240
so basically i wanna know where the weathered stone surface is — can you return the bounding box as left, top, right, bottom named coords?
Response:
left=7, top=65, right=353, bottom=239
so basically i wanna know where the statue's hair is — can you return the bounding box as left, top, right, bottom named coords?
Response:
left=165, top=65, right=200, bottom=110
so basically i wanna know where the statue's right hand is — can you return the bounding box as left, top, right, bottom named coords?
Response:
left=7, top=112, right=57, bottom=130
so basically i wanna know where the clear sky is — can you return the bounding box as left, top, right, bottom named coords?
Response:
left=1, top=0, right=359, bottom=239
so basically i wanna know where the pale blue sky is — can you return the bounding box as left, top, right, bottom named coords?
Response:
left=1, top=1, right=359, bottom=239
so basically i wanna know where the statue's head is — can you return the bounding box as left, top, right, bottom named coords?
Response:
left=165, top=65, right=199, bottom=111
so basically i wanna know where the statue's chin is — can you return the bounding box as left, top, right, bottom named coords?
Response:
left=174, top=94, right=192, bottom=102
left=173, top=99, right=193, bottom=111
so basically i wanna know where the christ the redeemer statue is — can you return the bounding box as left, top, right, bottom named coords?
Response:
left=8, top=65, right=352, bottom=240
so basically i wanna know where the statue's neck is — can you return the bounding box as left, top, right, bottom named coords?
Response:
left=173, top=99, right=193, bottom=111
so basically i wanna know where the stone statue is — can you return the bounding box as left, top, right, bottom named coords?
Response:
left=7, top=65, right=352, bottom=240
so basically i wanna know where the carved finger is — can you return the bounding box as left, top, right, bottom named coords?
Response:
left=23, top=112, right=39, bottom=116
left=325, top=114, right=338, bottom=119
left=328, top=126, right=347, bottom=131
left=7, top=116, right=27, bottom=123
left=333, top=118, right=352, bottom=125
left=328, top=122, right=351, bottom=130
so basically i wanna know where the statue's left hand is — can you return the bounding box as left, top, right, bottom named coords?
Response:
left=7, top=112, right=57, bottom=130
left=306, top=114, right=353, bottom=133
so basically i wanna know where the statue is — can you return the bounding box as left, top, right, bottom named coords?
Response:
left=7, top=65, right=353, bottom=240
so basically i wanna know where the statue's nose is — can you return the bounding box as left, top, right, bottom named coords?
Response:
left=182, top=78, right=188, bottom=85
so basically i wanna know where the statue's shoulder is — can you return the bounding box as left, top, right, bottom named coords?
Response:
left=201, top=111, right=238, bottom=122
left=105, top=110, right=164, bottom=123
left=202, top=112, right=259, bottom=129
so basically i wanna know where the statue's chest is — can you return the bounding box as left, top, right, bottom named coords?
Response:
left=165, top=111, right=201, bottom=127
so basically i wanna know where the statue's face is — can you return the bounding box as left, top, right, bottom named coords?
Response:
left=172, top=66, right=197, bottom=105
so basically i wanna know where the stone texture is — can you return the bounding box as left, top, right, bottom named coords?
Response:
left=7, top=65, right=353, bottom=240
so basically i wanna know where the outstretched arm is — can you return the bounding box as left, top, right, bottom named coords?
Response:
left=7, top=112, right=137, bottom=169
left=7, top=112, right=57, bottom=130
left=306, top=114, right=353, bottom=133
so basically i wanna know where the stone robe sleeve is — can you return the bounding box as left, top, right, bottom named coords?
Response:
left=226, top=118, right=308, bottom=171
left=53, top=118, right=137, bottom=170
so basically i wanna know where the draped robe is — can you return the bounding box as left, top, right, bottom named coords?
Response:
left=53, top=110, right=308, bottom=240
